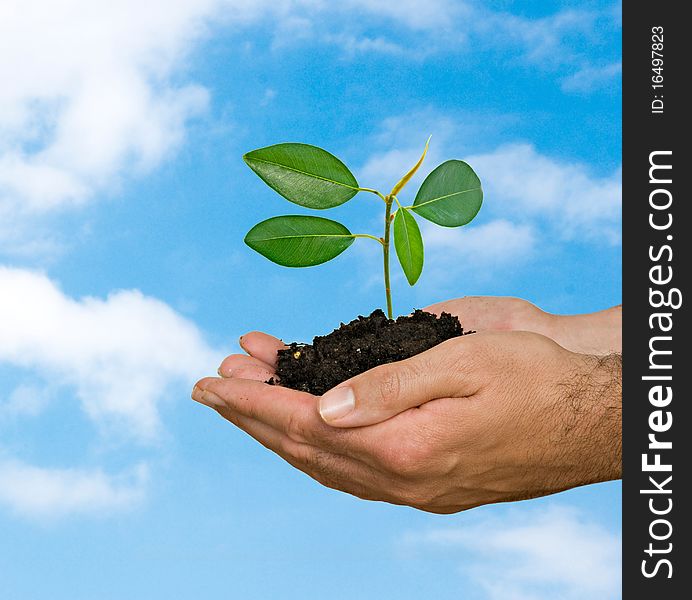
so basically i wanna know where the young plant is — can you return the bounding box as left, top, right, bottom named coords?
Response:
left=242, top=139, right=482, bottom=319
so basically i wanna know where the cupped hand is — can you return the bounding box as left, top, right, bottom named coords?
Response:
left=221, top=297, right=621, bottom=377
left=228, top=297, right=552, bottom=369
left=424, top=296, right=621, bottom=355
left=194, top=330, right=621, bottom=513
left=214, top=296, right=561, bottom=383
left=424, top=295, right=552, bottom=334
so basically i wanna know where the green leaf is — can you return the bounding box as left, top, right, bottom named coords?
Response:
left=243, top=143, right=359, bottom=209
left=389, top=135, right=430, bottom=197
left=393, top=208, right=424, bottom=286
left=245, top=215, right=355, bottom=267
left=411, top=160, right=482, bottom=227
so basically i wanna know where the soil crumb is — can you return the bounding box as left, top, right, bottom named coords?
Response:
left=269, top=309, right=471, bottom=395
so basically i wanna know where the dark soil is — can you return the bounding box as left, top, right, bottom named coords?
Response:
left=269, top=309, right=472, bottom=395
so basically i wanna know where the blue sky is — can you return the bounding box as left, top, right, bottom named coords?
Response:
left=1, top=1, right=621, bottom=598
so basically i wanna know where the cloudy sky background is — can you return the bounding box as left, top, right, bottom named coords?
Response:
left=1, top=1, right=621, bottom=598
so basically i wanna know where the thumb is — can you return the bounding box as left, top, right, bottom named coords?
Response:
left=318, top=339, right=477, bottom=427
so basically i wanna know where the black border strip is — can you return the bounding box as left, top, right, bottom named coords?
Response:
left=623, top=2, right=687, bottom=594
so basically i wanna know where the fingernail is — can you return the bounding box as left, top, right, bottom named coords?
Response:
left=319, top=386, right=355, bottom=422
left=192, top=388, right=224, bottom=409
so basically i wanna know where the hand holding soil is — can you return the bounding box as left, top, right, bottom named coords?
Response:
left=192, top=296, right=622, bottom=513
left=424, top=296, right=622, bottom=355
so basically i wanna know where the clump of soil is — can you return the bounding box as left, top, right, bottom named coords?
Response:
left=269, top=309, right=471, bottom=395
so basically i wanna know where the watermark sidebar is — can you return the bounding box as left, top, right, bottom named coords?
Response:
left=623, top=2, right=688, bottom=595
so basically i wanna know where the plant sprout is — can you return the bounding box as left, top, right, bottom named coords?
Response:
left=243, top=138, right=483, bottom=319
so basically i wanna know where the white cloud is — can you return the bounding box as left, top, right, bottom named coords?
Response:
left=357, top=111, right=468, bottom=191
left=424, top=219, right=535, bottom=265
left=359, top=114, right=621, bottom=258
left=416, top=220, right=535, bottom=289
left=1, top=0, right=318, bottom=254
left=561, top=61, right=622, bottom=93
left=467, top=143, right=621, bottom=243
left=482, top=9, right=596, bottom=67
left=0, top=458, right=148, bottom=519
left=403, top=505, right=621, bottom=600
left=323, top=1, right=609, bottom=68
left=0, top=0, right=222, bottom=215
left=0, top=0, right=403, bottom=251
left=360, top=147, right=438, bottom=192
left=0, top=266, right=219, bottom=440
left=341, top=0, right=463, bottom=31
left=0, top=266, right=221, bottom=518
left=324, top=33, right=408, bottom=57
left=1, top=384, right=52, bottom=418
left=0, top=0, right=618, bottom=256
left=352, top=111, right=621, bottom=291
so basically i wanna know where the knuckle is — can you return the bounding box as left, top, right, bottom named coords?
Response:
left=384, top=437, right=430, bottom=476
left=370, top=360, right=419, bottom=411
left=302, top=451, right=375, bottom=502
left=373, top=365, right=403, bottom=410
left=442, top=335, right=492, bottom=381
left=392, top=449, right=418, bottom=475
left=305, top=450, right=343, bottom=489
left=435, top=338, right=472, bottom=373
left=377, top=445, right=402, bottom=472
left=286, top=442, right=312, bottom=466
left=304, top=448, right=331, bottom=474
left=285, top=410, right=308, bottom=443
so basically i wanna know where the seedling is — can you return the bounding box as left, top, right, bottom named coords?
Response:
left=243, top=138, right=482, bottom=319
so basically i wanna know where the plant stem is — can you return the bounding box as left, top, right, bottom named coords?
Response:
left=383, top=195, right=394, bottom=319
left=357, top=187, right=388, bottom=202
left=353, top=233, right=385, bottom=244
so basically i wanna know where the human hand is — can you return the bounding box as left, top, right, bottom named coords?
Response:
left=424, top=296, right=621, bottom=355
left=222, top=296, right=621, bottom=382
left=194, top=330, right=621, bottom=513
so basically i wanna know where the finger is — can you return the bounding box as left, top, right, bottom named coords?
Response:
left=318, top=336, right=483, bottom=428
left=423, top=296, right=488, bottom=328
left=192, top=377, right=383, bottom=462
left=216, top=405, right=304, bottom=459
left=194, top=376, right=320, bottom=444
left=218, top=354, right=275, bottom=380
left=424, top=296, right=545, bottom=334
left=193, top=385, right=306, bottom=461
left=215, top=405, right=384, bottom=502
left=239, top=331, right=286, bottom=366
left=231, top=365, right=276, bottom=382
left=421, top=298, right=460, bottom=316
left=298, top=448, right=384, bottom=502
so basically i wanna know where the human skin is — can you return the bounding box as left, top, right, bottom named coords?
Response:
left=192, top=297, right=622, bottom=513
left=424, top=296, right=622, bottom=356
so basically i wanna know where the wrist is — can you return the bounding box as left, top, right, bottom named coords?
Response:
left=556, top=352, right=622, bottom=487
left=544, top=306, right=622, bottom=355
